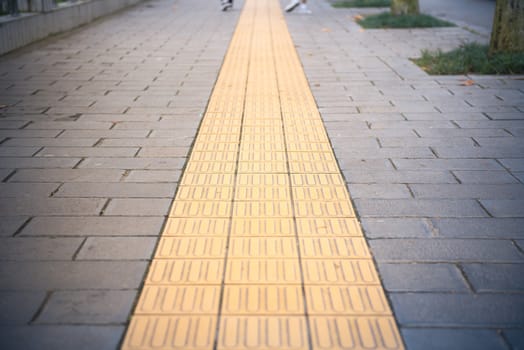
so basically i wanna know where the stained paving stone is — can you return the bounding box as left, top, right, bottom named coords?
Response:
left=0, top=292, right=47, bottom=325
left=76, top=237, right=157, bottom=260
left=378, top=263, right=469, bottom=292
left=36, top=290, right=136, bottom=324
left=392, top=159, right=504, bottom=171
left=391, top=293, right=524, bottom=326
left=462, top=264, right=524, bottom=292
left=402, top=329, right=508, bottom=350
left=0, top=326, right=124, bottom=350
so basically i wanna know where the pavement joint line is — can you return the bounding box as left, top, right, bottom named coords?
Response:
left=120, top=0, right=405, bottom=349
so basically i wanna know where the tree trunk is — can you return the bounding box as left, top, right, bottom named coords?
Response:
left=489, top=0, right=524, bottom=54
left=391, top=0, right=419, bottom=15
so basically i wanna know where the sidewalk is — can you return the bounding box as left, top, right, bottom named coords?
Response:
left=0, top=0, right=523, bottom=349
left=287, top=1, right=524, bottom=349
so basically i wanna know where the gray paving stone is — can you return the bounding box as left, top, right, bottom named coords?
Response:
left=0, top=217, right=28, bottom=237
left=76, top=237, right=157, bottom=260
left=103, top=198, right=172, bottom=216
left=433, top=218, right=524, bottom=238
left=361, top=218, right=433, bottom=238
left=56, top=182, right=176, bottom=198
left=498, top=158, right=524, bottom=172
left=78, top=157, right=186, bottom=170
left=336, top=158, right=394, bottom=171
left=434, top=146, right=524, bottom=159
left=369, top=239, right=524, bottom=262
left=410, top=184, right=524, bottom=199
left=504, top=330, right=524, bottom=350
left=415, top=128, right=509, bottom=137
left=20, top=216, right=164, bottom=237
left=0, top=325, right=124, bottom=350
left=36, top=290, right=136, bottom=324
left=355, top=199, right=487, bottom=217
left=2, top=138, right=99, bottom=147
left=462, top=264, right=524, bottom=292
left=379, top=137, right=475, bottom=148
left=26, top=121, right=113, bottom=130
left=0, top=147, right=41, bottom=157
left=0, top=292, right=46, bottom=325
left=0, top=157, right=81, bottom=169
left=9, top=169, right=125, bottom=183
left=0, top=261, right=147, bottom=290
left=0, top=130, right=63, bottom=138
left=480, top=200, right=524, bottom=217
left=0, top=198, right=105, bottom=216
left=36, top=147, right=139, bottom=157
left=59, top=130, right=150, bottom=138
left=347, top=184, right=412, bottom=199
left=453, top=171, right=519, bottom=184
left=343, top=171, right=457, bottom=184
left=402, top=329, right=508, bottom=350
left=0, top=238, right=83, bottom=261
left=335, top=147, right=434, bottom=159
left=391, top=293, right=524, bottom=326
left=124, top=170, right=182, bottom=182
left=377, top=263, right=469, bottom=292
left=0, top=183, right=60, bottom=198
left=99, top=137, right=194, bottom=147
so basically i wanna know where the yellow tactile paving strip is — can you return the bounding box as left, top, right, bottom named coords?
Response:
left=121, top=0, right=404, bottom=349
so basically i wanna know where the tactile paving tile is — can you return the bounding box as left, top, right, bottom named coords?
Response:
left=222, top=285, right=304, bottom=315
left=164, top=218, right=230, bottom=236
left=122, top=0, right=404, bottom=348
left=218, top=316, right=308, bottom=350
left=146, top=259, right=224, bottom=285
left=302, top=259, right=381, bottom=285
left=135, top=285, right=221, bottom=314
left=122, top=316, right=217, bottom=350
left=309, top=317, right=404, bottom=350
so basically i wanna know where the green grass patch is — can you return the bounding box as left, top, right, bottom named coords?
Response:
left=357, top=12, right=454, bottom=28
left=333, top=0, right=391, bottom=8
left=413, top=43, right=524, bottom=75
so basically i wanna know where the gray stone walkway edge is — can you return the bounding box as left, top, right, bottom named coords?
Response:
left=0, top=0, right=144, bottom=56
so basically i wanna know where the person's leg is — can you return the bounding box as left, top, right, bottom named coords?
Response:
left=299, top=0, right=311, bottom=13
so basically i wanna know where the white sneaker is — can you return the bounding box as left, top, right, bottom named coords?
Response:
left=221, top=0, right=233, bottom=11
left=285, top=0, right=300, bottom=12
left=298, top=4, right=311, bottom=14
